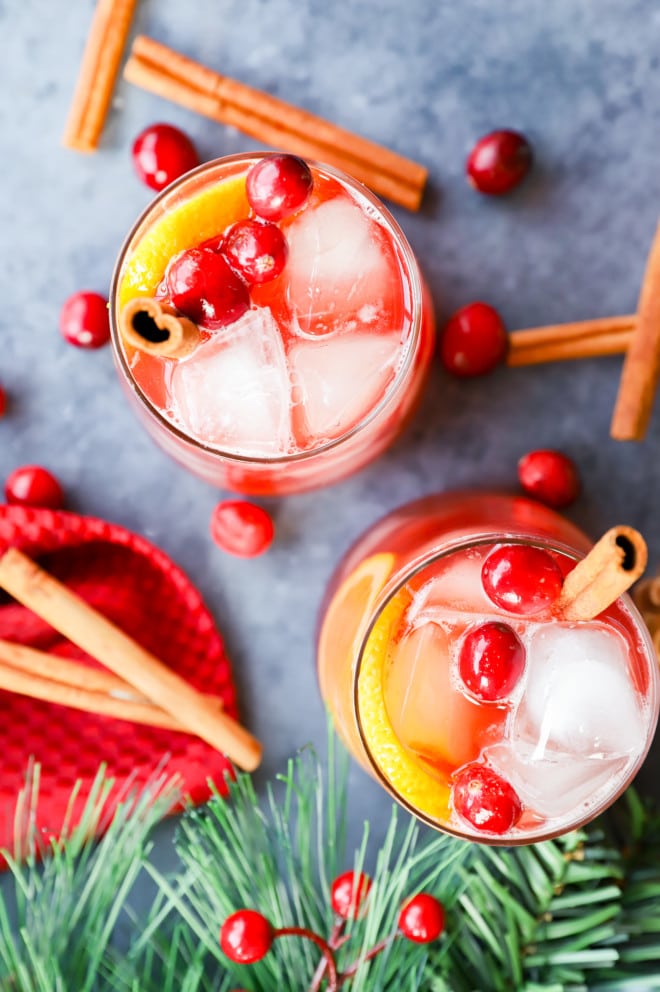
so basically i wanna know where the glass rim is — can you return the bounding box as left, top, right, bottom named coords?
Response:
left=109, top=152, right=424, bottom=466
left=351, top=531, right=660, bottom=846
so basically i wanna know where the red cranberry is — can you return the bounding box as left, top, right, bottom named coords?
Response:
left=518, top=449, right=581, bottom=509
left=481, top=544, right=563, bottom=615
left=132, top=123, right=199, bottom=192
left=398, top=894, right=445, bottom=943
left=59, top=291, right=110, bottom=349
left=0, top=385, right=6, bottom=417
left=466, top=129, right=533, bottom=195
left=330, top=870, right=372, bottom=920
left=246, top=154, right=313, bottom=221
left=458, top=622, right=525, bottom=702
left=440, top=302, right=508, bottom=377
left=211, top=501, right=275, bottom=558
left=165, top=248, right=250, bottom=330
left=222, top=219, right=288, bottom=285
left=220, top=909, right=273, bottom=964
left=452, top=764, right=522, bottom=834
left=5, top=465, right=64, bottom=509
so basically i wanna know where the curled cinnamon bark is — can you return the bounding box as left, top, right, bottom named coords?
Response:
left=553, top=526, right=647, bottom=622
left=119, top=297, right=200, bottom=359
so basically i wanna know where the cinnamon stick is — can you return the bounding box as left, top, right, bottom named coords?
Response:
left=62, top=0, right=139, bottom=152
left=0, top=637, right=225, bottom=711
left=119, top=298, right=201, bottom=359
left=553, top=526, right=647, bottom=622
left=123, top=36, right=428, bottom=211
left=0, top=659, right=202, bottom=732
left=507, top=315, right=634, bottom=367
left=0, top=549, right=261, bottom=771
left=611, top=220, right=660, bottom=440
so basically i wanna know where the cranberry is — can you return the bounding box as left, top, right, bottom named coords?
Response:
left=5, top=465, right=64, bottom=509
left=220, top=909, right=273, bottom=964
left=481, top=544, right=563, bottom=615
left=246, top=154, right=313, bottom=221
left=440, top=302, right=508, bottom=377
left=0, top=385, right=6, bottom=417
left=132, top=123, right=199, bottom=192
left=518, top=449, right=581, bottom=509
left=398, top=894, right=445, bottom=943
left=330, top=870, right=372, bottom=920
left=222, top=219, right=288, bottom=285
left=458, top=622, right=525, bottom=702
left=165, top=248, right=250, bottom=330
left=211, top=501, right=275, bottom=558
left=452, top=764, right=522, bottom=834
left=466, top=129, right=533, bottom=195
left=59, top=291, right=110, bottom=349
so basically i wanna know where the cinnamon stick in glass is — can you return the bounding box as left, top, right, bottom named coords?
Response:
left=0, top=549, right=261, bottom=771
left=611, top=220, right=660, bottom=440
left=553, top=526, right=647, bottom=622
left=123, top=35, right=428, bottom=211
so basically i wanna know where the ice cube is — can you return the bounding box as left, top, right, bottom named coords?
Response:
left=170, top=307, right=293, bottom=456
left=408, top=548, right=493, bottom=624
left=486, top=741, right=628, bottom=819
left=384, top=622, right=507, bottom=773
left=289, top=331, right=400, bottom=444
left=284, top=196, right=397, bottom=336
left=515, top=625, right=645, bottom=757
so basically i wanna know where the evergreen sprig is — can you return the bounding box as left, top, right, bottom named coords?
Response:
left=1, top=736, right=660, bottom=991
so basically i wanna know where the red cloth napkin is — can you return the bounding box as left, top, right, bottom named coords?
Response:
left=0, top=504, right=237, bottom=859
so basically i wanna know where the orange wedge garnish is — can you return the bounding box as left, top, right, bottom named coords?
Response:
left=118, top=175, right=250, bottom=307
left=357, top=588, right=451, bottom=821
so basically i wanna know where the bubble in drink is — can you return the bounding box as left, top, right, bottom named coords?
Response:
left=515, top=625, right=645, bottom=757
left=170, top=307, right=293, bottom=457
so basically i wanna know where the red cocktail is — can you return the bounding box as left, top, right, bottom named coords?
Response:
left=318, top=492, right=659, bottom=844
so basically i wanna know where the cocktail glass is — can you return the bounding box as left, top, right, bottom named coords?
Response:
left=109, top=153, right=434, bottom=496
left=318, top=491, right=659, bottom=844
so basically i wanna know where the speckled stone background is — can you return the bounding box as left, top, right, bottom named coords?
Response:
left=3, top=0, right=660, bottom=885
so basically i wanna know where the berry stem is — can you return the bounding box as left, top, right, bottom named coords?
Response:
left=308, top=919, right=347, bottom=992
left=274, top=927, right=339, bottom=991
left=337, top=933, right=396, bottom=986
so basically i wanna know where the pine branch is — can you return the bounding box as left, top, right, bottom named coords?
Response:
left=0, top=765, right=181, bottom=992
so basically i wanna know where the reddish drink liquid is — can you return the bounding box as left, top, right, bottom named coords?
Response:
left=318, top=492, right=659, bottom=844
left=110, top=155, right=434, bottom=495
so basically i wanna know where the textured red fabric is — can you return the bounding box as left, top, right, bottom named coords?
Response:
left=0, top=504, right=238, bottom=861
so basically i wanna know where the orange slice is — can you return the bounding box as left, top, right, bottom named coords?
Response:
left=118, top=175, right=250, bottom=307
left=357, top=588, right=451, bottom=821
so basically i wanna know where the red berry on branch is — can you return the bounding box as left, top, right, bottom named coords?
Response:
left=398, top=893, right=445, bottom=943
left=481, top=544, right=563, bottom=615
left=211, top=501, right=275, bottom=558
left=458, top=622, right=525, bottom=702
left=518, top=449, right=581, bottom=508
left=59, top=291, right=110, bottom=349
left=452, top=764, right=522, bottom=834
left=165, top=248, right=250, bottom=330
left=220, top=909, right=273, bottom=964
left=0, top=385, right=6, bottom=417
left=466, top=129, right=533, bottom=195
left=440, top=302, right=508, bottom=377
left=330, top=870, right=372, bottom=919
left=5, top=465, right=64, bottom=509
left=246, top=154, right=313, bottom=221
left=222, top=219, right=288, bottom=285
left=132, top=122, right=200, bottom=192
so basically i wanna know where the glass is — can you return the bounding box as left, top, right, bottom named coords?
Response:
left=109, top=154, right=434, bottom=496
left=317, top=491, right=660, bottom=844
